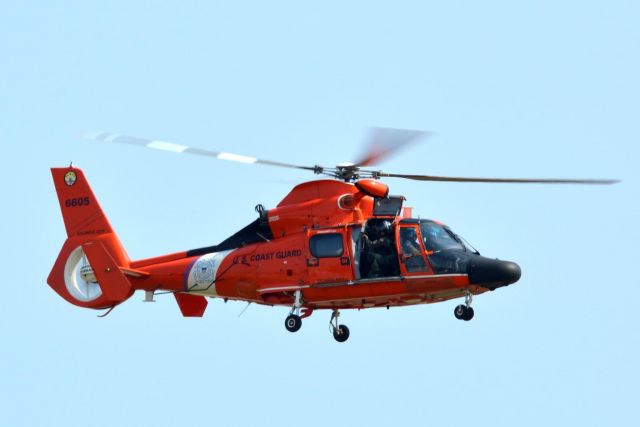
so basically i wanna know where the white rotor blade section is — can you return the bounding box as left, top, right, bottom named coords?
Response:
left=84, top=131, right=318, bottom=171
left=146, top=140, right=188, bottom=153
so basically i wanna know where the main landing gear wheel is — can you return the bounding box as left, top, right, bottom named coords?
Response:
left=454, top=292, right=475, bottom=321
left=330, top=309, right=350, bottom=343
left=285, top=314, right=302, bottom=332
left=333, top=324, right=350, bottom=342
left=284, top=289, right=304, bottom=333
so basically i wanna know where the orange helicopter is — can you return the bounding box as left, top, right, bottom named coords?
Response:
left=48, top=129, right=617, bottom=342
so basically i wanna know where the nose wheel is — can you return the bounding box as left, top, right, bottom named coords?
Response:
left=330, top=309, right=350, bottom=342
left=454, top=292, right=475, bottom=321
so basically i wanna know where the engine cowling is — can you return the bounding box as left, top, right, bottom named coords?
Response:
left=355, top=179, right=389, bottom=198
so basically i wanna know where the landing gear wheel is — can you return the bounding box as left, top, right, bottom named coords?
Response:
left=463, top=307, right=474, bottom=321
left=454, top=304, right=468, bottom=320
left=285, top=314, right=302, bottom=332
left=333, top=325, right=350, bottom=342
left=285, top=290, right=304, bottom=333
left=329, top=309, right=350, bottom=342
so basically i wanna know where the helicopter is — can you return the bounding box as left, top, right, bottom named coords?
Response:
left=48, top=128, right=618, bottom=342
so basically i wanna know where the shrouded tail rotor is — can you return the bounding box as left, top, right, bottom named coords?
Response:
left=64, top=247, right=101, bottom=302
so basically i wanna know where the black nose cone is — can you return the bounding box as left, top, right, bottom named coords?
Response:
left=468, top=257, right=521, bottom=290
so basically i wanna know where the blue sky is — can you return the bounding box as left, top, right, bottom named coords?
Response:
left=1, top=1, right=638, bottom=426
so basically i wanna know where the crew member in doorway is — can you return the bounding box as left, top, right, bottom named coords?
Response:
left=362, top=220, right=398, bottom=277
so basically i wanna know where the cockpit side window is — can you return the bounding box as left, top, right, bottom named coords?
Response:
left=399, top=226, right=429, bottom=273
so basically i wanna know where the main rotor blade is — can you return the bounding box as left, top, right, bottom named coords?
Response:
left=84, top=131, right=321, bottom=172
left=354, top=127, right=430, bottom=166
left=377, top=172, right=620, bottom=185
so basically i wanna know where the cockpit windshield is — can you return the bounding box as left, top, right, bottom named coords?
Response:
left=457, top=234, right=479, bottom=254
left=420, top=221, right=479, bottom=254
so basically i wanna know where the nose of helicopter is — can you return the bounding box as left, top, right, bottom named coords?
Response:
left=468, top=257, right=521, bottom=290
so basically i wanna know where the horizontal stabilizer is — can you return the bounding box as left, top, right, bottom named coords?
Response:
left=120, top=267, right=150, bottom=278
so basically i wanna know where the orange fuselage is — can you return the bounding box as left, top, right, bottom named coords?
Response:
left=48, top=168, right=517, bottom=317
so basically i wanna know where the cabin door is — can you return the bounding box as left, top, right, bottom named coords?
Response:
left=397, top=224, right=431, bottom=276
left=306, top=228, right=354, bottom=285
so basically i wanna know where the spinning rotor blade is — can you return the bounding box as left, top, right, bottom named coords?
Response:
left=85, top=130, right=619, bottom=185
left=377, top=172, right=619, bottom=185
left=354, top=127, right=430, bottom=166
left=84, top=132, right=320, bottom=172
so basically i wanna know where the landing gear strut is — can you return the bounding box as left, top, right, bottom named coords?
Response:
left=285, top=290, right=303, bottom=333
left=330, top=309, right=350, bottom=342
left=454, top=291, right=475, bottom=321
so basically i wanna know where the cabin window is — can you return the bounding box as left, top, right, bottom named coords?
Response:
left=310, top=233, right=344, bottom=257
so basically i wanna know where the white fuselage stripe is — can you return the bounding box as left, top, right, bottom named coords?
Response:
left=259, top=285, right=311, bottom=293
left=257, top=274, right=468, bottom=293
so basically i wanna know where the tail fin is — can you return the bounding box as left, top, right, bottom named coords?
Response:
left=48, top=167, right=134, bottom=309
